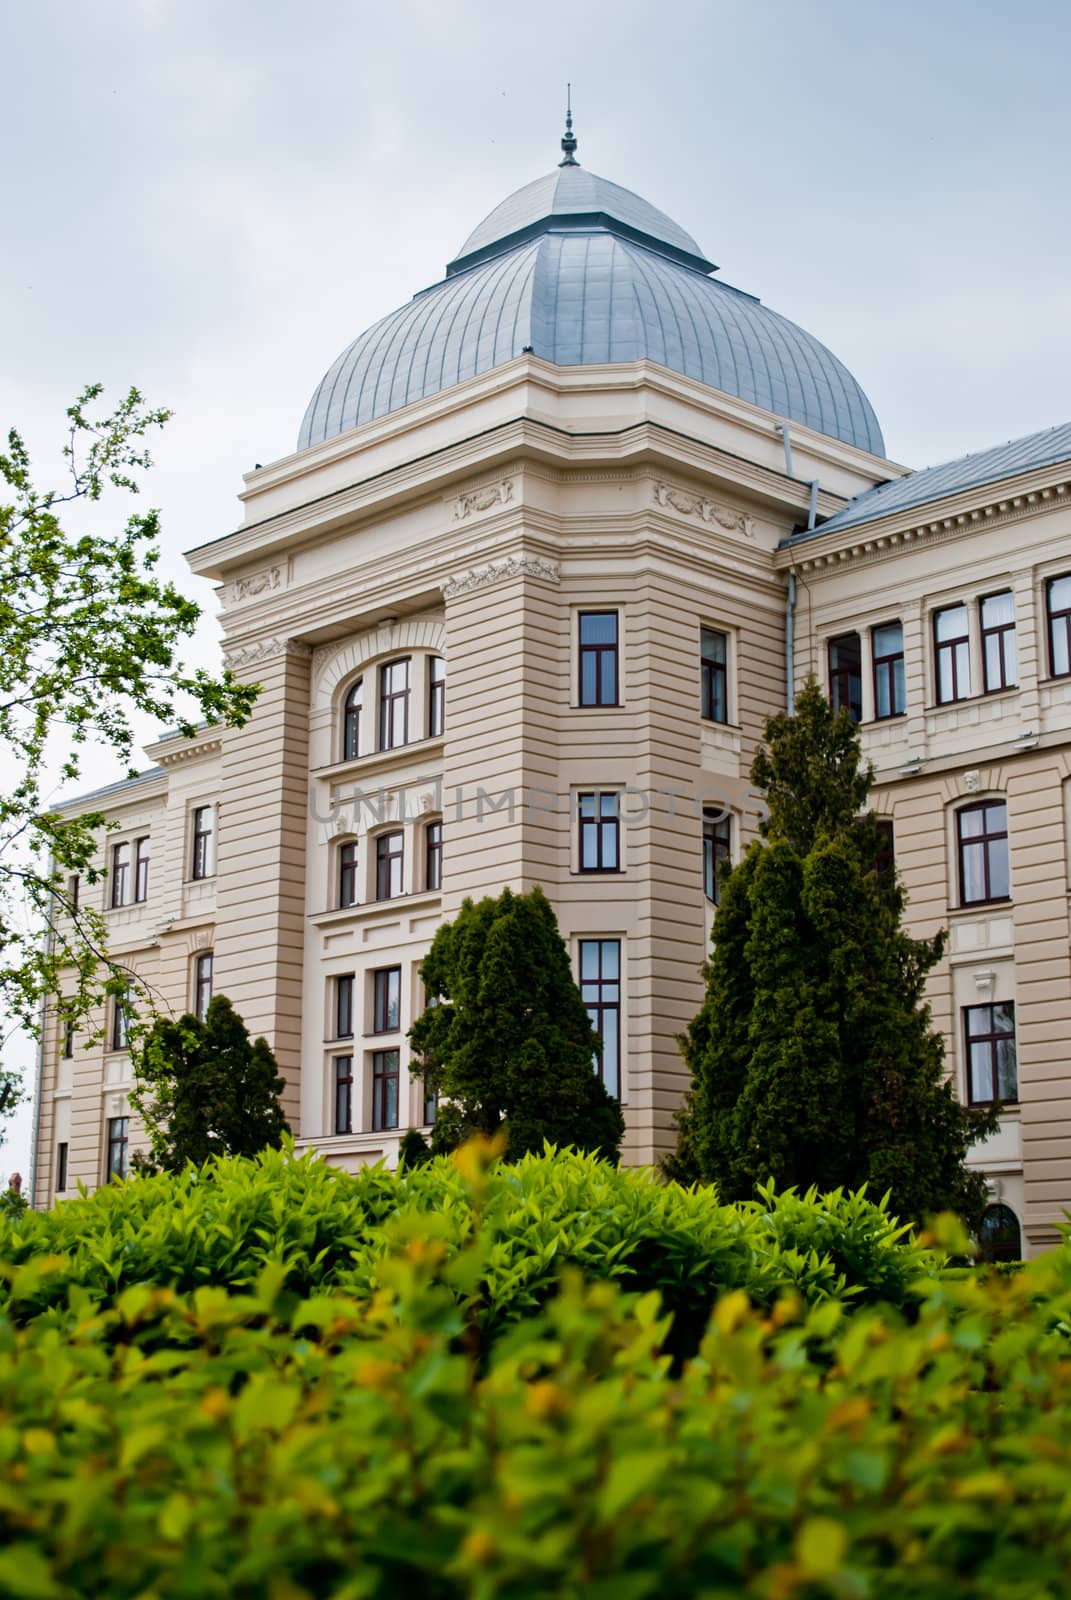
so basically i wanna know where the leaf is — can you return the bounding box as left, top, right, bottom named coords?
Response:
left=796, top=1517, right=848, bottom=1577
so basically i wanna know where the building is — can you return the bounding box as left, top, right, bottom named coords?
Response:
left=32, top=117, right=1071, bottom=1256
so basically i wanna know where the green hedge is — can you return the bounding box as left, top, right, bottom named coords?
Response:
left=2, top=1219, right=1071, bottom=1596
left=0, top=1144, right=935, bottom=1353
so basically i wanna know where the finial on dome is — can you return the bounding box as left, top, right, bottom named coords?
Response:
left=559, top=84, right=579, bottom=166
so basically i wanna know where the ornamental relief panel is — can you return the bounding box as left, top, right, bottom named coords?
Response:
left=441, top=555, right=560, bottom=599
left=223, top=562, right=289, bottom=607
left=653, top=480, right=753, bottom=538
left=452, top=477, right=515, bottom=521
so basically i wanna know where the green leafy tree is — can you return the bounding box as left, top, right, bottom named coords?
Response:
left=409, top=886, right=624, bottom=1162
left=671, top=678, right=998, bottom=1227
left=0, top=385, right=257, bottom=1136
left=130, top=995, right=289, bottom=1171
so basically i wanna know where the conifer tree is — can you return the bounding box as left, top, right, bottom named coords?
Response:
left=409, top=886, right=624, bottom=1162
left=672, top=679, right=998, bottom=1226
left=132, top=995, right=289, bottom=1171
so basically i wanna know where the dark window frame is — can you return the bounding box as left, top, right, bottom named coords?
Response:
left=372, top=966, right=401, bottom=1035
left=335, top=974, right=355, bottom=1040
left=106, top=1116, right=129, bottom=1180
left=428, top=656, right=446, bottom=739
left=371, top=1048, right=400, bottom=1132
left=578, top=791, right=621, bottom=874
left=871, top=621, right=906, bottom=720
left=979, top=1203, right=1022, bottom=1264
left=110, top=842, right=129, bottom=909
left=375, top=831, right=404, bottom=900
left=191, top=806, right=214, bottom=881
left=68, top=873, right=80, bottom=912
left=579, top=938, right=621, bottom=1101
left=133, top=836, right=150, bottom=903
left=334, top=1055, right=354, bottom=1135
left=110, top=998, right=130, bottom=1053
left=702, top=809, right=732, bottom=904
left=934, top=604, right=971, bottom=705
left=194, top=952, right=213, bottom=1023
left=957, top=801, right=1010, bottom=907
left=339, top=840, right=359, bottom=908
left=964, top=1002, right=1018, bottom=1106
left=1047, top=574, right=1071, bottom=679
left=62, top=1010, right=75, bottom=1059
left=378, top=658, right=411, bottom=751
left=56, top=1141, right=68, bottom=1193
left=343, top=678, right=363, bottom=761
left=700, top=627, right=728, bottom=724
left=980, top=591, right=1018, bottom=694
left=874, top=819, right=896, bottom=878
left=425, top=820, right=443, bottom=891
left=578, top=611, right=619, bottom=708
left=827, top=632, right=863, bottom=723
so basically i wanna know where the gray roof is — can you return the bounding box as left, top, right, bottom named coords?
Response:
left=299, top=165, right=885, bottom=458
left=55, top=765, right=164, bottom=813
left=792, top=420, right=1071, bottom=542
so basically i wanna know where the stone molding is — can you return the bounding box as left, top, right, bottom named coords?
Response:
left=223, top=637, right=312, bottom=671
left=442, top=555, right=560, bottom=599
left=653, top=480, right=753, bottom=538
left=225, top=564, right=286, bottom=606
left=452, top=477, right=515, bottom=520
left=313, top=617, right=447, bottom=700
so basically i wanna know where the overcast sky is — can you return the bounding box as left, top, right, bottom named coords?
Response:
left=2, top=0, right=1069, bottom=1172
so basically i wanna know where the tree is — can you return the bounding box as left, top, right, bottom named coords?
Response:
left=671, top=679, right=998, bottom=1227
left=409, top=886, right=624, bottom=1162
left=0, top=385, right=257, bottom=1137
left=130, top=995, right=289, bottom=1171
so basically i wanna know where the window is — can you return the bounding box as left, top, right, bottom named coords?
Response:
left=428, top=656, right=446, bottom=738
left=67, top=874, right=80, bottom=912
left=343, top=679, right=363, bottom=761
left=874, top=819, right=895, bottom=878
left=981, top=592, right=1017, bottom=692
left=1047, top=574, right=1071, bottom=678
left=578, top=612, right=619, bottom=707
left=378, top=659, right=411, bottom=751
left=872, top=622, right=906, bottom=719
left=376, top=832, right=404, bottom=900
left=339, top=841, right=359, bottom=908
left=827, top=633, right=862, bottom=722
left=702, top=809, right=731, bottom=904
left=110, top=843, right=129, bottom=909
left=335, top=974, right=355, bottom=1039
left=334, top=1056, right=354, bottom=1135
left=62, top=1011, right=75, bottom=1059
left=194, top=953, right=213, bottom=1023
left=700, top=627, right=728, bottom=723
left=578, top=792, right=620, bottom=873
left=425, top=820, right=443, bottom=891
left=191, top=806, right=214, bottom=880
left=110, top=997, right=130, bottom=1052
left=934, top=605, right=971, bottom=704
left=978, top=1203, right=1021, bottom=1264
left=957, top=801, right=1009, bottom=905
left=423, top=1079, right=438, bottom=1127
left=106, top=1116, right=129, bottom=1180
left=56, top=1142, right=68, bottom=1194
left=134, top=837, right=150, bottom=903
left=964, top=1001, right=1017, bottom=1105
left=372, top=966, right=401, bottom=1034
left=372, top=1049, right=400, bottom=1132
left=579, top=939, right=620, bottom=1100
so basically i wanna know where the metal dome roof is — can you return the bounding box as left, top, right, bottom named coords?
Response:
left=298, top=132, right=885, bottom=457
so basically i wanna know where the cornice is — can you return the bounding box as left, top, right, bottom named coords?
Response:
left=222, top=636, right=314, bottom=671
left=442, top=554, right=560, bottom=598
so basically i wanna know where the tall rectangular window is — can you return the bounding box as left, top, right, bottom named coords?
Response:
left=957, top=801, right=1009, bottom=905
left=700, top=627, right=728, bottom=723
left=68, top=873, right=80, bottom=912
left=372, top=966, right=401, bottom=1034
left=1047, top=574, right=1071, bottom=678
left=578, top=612, right=619, bottom=707
left=372, top=1049, right=400, bottom=1132
left=191, top=806, right=214, bottom=880
left=335, top=974, right=355, bottom=1040
left=423, top=1079, right=438, bottom=1127
left=428, top=656, right=446, bottom=738
left=56, top=1142, right=69, bottom=1194
left=425, top=820, right=443, bottom=891
left=871, top=622, right=906, bottom=719
left=981, top=592, right=1017, bottom=692
left=110, top=843, right=129, bottom=909
left=579, top=938, right=621, bottom=1101
left=934, top=605, right=971, bottom=704
left=111, top=998, right=129, bottom=1052
left=378, top=659, right=411, bottom=751
left=703, top=809, right=731, bottom=904
left=578, top=792, right=620, bottom=873
left=965, top=1002, right=1017, bottom=1105
left=194, top=952, right=213, bottom=1022
left=133, top=837, right=151, bottom=903
left=343, top=679, right=363, bottom=761
left=827, top=633, right=862, bottom=722
left=874, top=819, right=896, bottom=878
left=107, top=1116, right=129, bottom=1180
left=339, top=841, right=359, bottom=908
left=334, top=1056, right=354, bottom=1135
left=376, top=832, right=404, bottom=900
left=62, top=1011, right=75, bottom=1059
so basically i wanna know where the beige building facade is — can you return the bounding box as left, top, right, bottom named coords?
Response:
left=31, top=132, right=1071, bottom=1255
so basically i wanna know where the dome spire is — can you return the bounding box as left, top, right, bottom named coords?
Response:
left=559, top=84, right=579, bottom=167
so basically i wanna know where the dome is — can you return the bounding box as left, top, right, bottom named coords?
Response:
left=299, top=131, right=884, bottom=458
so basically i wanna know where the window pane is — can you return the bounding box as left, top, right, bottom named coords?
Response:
left=987, top=837, right=1010, bottom=900
left=580, top=654, right=598, bottom=704
left=873, top=622, right=902, bottom=657
left=601, top=1021, right=619, bottom=1100
left=875, top=671, right=891, bottom=720
left=579, top=793, right=595, bottom=820
left=1051, top=575, right=1071, bottom=612
left=600, top=940, right=619, bottom=979
left=580, top=941, right=599, bottom=979
left=938, top=650, right=956, bottom=703
left=701, top=627, right=726, bottom=665
left=892, top=657, right=906, bottom=713
left=970, top=1041, right=994, bottom=1102
left=981, top=592, right=1014, bottom=629
left=984, top=633, right=1003, bottom=689
left=1053, top=622, right=1071, bottom=677
left=959, top=807, right=985, bottom=839
left=602, top=827, right=618, bottom=870
left=961, top=841, right=986, bottom=902
left=580, top=613, right=617, bottom=645
left=600, top=651, right=617, bottom=705
left=985, top=802, right=1007, bottom=834
left=936, top=605, right=968, bottom=641
left=1003, top=631, right=1018, bottom=685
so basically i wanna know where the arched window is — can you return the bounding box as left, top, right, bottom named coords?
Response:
left=343, top=679, right=363, bottom=761
left=339, top=841, right=359, bottom=908
left=978, top=1203, right=1021, bottom=1264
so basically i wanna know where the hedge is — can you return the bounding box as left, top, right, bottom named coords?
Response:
left=1, top=1208, right=1071, bottom=1596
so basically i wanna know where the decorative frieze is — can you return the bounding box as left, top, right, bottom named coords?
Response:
left=442, top=555, right=560, bottom=599
left=225, top=564, right=285, bottom=606
left=653, top=481, right=753, bottom=538
left=453, top=478, right=515, bottom=520
left=223, top=637, right=312, bottom=671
